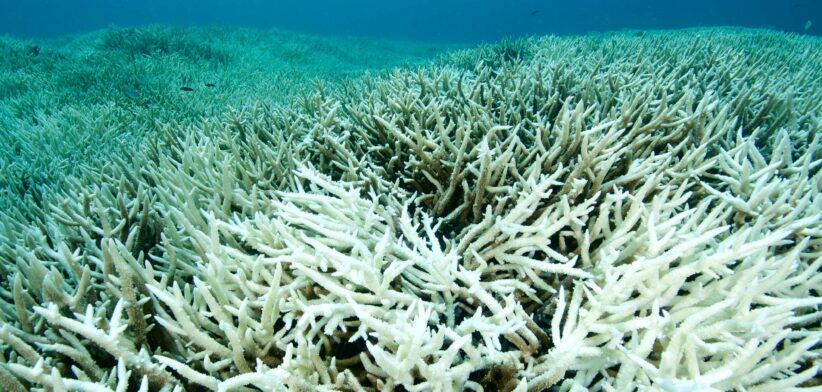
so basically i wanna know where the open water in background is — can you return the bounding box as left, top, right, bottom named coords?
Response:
left=1, top=0, right=819, bottom=42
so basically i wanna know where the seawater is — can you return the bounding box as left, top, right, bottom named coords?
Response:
left=1, top=0, right=819, bottom=43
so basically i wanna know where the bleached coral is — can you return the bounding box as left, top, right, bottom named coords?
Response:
left=1, top=27, right=820, bottom=391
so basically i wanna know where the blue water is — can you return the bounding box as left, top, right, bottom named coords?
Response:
left=1, top=0, right=819, bottom=42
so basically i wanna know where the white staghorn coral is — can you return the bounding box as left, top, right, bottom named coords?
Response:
left=1, top=27, right=821, bottom=391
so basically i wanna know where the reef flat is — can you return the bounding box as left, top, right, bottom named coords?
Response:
left=0, top=26, right=453, bottom=204
left=0, top=27, right=820, bottom=391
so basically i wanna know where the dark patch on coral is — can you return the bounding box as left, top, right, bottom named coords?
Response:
left=326, top=334, right=369, bottom=360
left=25, top=44, right=40, bottom=57
left=469, top=362, right=520, bottom=392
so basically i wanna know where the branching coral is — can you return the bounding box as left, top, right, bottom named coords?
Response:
left=1, top=27, right=820, bottom=391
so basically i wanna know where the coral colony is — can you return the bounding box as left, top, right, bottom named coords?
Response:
left=1, top=27, right=821, bottom=391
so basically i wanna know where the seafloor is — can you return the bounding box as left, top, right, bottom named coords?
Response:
left=0, top=26, right=820, bottom=391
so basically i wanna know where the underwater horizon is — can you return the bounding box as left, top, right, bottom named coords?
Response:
left=0, top=2, right=821, bottom=391
left=1, top=0, right=820, bottom=42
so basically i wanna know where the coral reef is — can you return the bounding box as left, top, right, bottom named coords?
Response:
left=0, top=27, right=820, bottom=391
left=0, top=26, right=451, bottom=207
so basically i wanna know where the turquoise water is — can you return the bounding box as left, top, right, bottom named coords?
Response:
left=1, top=0, right=819, bottom=42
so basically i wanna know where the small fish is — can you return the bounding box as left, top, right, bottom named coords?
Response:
left=180, top=86, right=194, bottom=92
left=205, top=83, right=216, bottom=88
left=805, top=20, right=813, bottom=31
left=530, top=9, right=539, bottom=16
